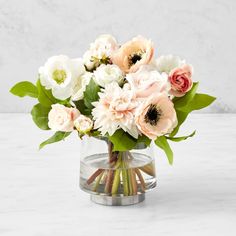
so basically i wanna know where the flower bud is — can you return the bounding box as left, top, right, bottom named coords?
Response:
left=74, top=115, right=93, bottom=134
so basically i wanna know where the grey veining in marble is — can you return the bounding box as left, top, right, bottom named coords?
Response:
left=0, top=114, right=235, bottom=235
left=0, top=0, right=236, bottom=113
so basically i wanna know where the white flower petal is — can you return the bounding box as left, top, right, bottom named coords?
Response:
left=38, top=55, right=86, bottom=100
left=155, top=55, right=185, bottom=74
left=83, top=34, right=118, bottom=70
left=94, top=64, right=124, bottom=87
left=71, top=72, right=93, bottom=101
left=52, top=86, right=72, bottom=100
left=92, top=82, right=138, bottom=139
left=70, top=58, right=85, bottom=80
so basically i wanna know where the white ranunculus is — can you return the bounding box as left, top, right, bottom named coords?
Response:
left=39, top=55, right=85, bottom=100
left=83, top=34, right=118, bottom=70
left=93, top=64, right=124, bottom=87
left=71, top=72, right=93, bottom=101
left=155, top=55, right=185, bottom=74
left=92, top=34, right=118, bottom=58
left=74, top=115, right=93, bottom=134
left=83, top=50, right=96, bottom=71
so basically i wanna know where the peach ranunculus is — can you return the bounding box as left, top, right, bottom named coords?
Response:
left=169, top=64, right=193, bottom=97
left=48, top=104, right=80, bottom=132
left=126, top=65, right=170, bottom=98
left=135, top=93, right=177, bottom=140
left=111, top=36, right=154, bottom=73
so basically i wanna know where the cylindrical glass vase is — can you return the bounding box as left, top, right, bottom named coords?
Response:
left=79, top=136, right=156, bottom=206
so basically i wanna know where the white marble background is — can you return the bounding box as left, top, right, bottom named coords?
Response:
left=0, top=0, right=236, bottom=113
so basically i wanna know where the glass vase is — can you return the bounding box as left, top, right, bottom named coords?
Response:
left=79, top=136, right=156, bottom=206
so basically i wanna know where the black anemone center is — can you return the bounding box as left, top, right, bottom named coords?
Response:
left=144, top=104, right=162, bottom=126
left=131, top=54, right=142, bottom=64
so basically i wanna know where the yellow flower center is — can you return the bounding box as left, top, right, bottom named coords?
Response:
left=52, top=70, right=67, bottom=84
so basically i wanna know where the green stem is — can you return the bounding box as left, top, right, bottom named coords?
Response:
left=122, top=161, right=129, bottom=196
left=111, top=153, right=122, bottom=195
left=130, top=169, right=137, bottom=195
left=127, top=169, right=133, bottom=195
left=93, top=170, right=104, bottom=192
left=111, top=169, right=120, bottom=195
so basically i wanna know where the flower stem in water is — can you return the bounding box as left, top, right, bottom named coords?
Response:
left=93, top=170, right=104, bottom=192
left=122, top=161, right=129, bottom=196
left=135, top=168, right=145, bottom=192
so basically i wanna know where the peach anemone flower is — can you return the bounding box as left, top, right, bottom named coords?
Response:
left=135, top=93, right=177, bottom=140
left=111, top=36, right=154, bottom=73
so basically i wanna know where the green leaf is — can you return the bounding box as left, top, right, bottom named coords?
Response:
left=155, top=136, right=173, bottom=165
left=134, top=135, right=151, bottom=149
left=39, top=131, right=71, bottom=149
left=83, top=79, right=100, bottom=111
left=170, top=110, right=189, bottom=137
left=179, top=93, right=216, bottom=112
left=171, top=93, right=216, bottom=137
left=31, top=103, right=51, bottom=130
left=37, top=79, right=58, bottom=107
left=166, top=130, right=196, bottom=142
left=174, top=82, right=199, bottom=109
left=138, top=135, right=151, bottom=146
left=73, top=100, right=91, bottom=116
left=109, top=129, right=137, bottom=151
left=10, top=81, right=38, bottom=98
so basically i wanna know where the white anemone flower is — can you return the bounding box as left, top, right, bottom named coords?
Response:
left=39, top=55, right=85, bottom=100
left=71, top=72, right=93, bottom=101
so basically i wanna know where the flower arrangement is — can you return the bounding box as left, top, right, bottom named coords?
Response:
left=10, top=35, right=215, bottom=203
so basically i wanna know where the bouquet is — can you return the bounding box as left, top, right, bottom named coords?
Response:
left=10, top=35, right=215, bottom=203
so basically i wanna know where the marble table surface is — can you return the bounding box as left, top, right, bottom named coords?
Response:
left=0, top=113, right=235, bottom=236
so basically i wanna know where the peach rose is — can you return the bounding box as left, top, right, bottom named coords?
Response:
left=169, top=64, right=193, bottom=97
left=135, top=93, right=177, bottom=140
left=126, top=65, right=170, bottom=98
left=111, top=36, right=154, bottom=73
left=48, top=104, right=80, bottom=132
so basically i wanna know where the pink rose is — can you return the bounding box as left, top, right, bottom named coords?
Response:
left=111, top=36, right=154, bottom=73
left=169, top=64, right=193, bottom=97
left=48, top=104, right=80, bottom=132
left=126, top=65, right=169, bottom=98
left=135, top=93, right=177, bottom=140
